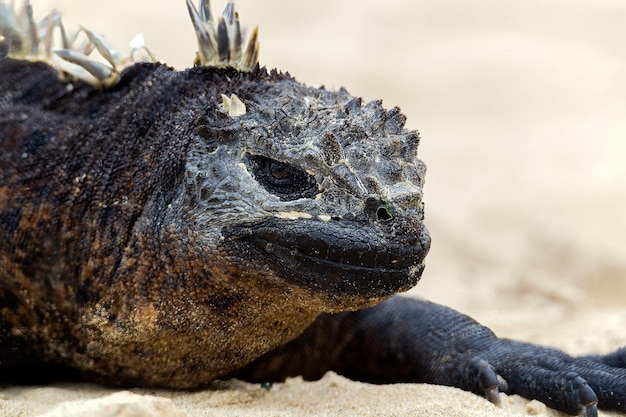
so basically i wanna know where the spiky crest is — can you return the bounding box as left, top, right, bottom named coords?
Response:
left=185, top=0, right=259, bottom=71
left=0, top=1, right=260, bottom=87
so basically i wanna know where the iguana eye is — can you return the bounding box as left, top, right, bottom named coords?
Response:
left=268, top=160, right=294, bottom=182
left=246, top=155, right=318, bottom=201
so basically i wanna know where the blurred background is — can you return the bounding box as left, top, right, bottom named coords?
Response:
left=35, top=0, right=626, bottom=351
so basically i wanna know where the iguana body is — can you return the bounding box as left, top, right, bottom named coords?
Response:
left=0, top=57, right=428, bottom=387
left=0, top=2, right=625, bottom=416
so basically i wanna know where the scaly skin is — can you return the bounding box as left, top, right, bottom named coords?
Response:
left=0, top=58, right=428, bottom=387
left=1, top=6, right=625, bottom=417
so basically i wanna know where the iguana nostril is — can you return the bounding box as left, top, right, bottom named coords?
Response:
left=365, top=196, right=393, bottom=221
left=376, top=206, right=393, bottom=221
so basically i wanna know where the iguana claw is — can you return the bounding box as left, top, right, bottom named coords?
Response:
left=469, top=357, right=502, bottom=406
left=581, top=404, right=598, bottom=417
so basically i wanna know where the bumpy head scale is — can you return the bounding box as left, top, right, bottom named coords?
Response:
left=0, top=0, right=260, bottom=87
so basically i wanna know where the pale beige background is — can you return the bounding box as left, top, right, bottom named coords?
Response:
left=3, top=1, right=626, bottom=416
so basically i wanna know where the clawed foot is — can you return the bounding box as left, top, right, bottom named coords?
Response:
left=461, top=343, right=625, bottom=416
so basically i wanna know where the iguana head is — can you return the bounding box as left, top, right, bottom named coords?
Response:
left=176, top=65, right=430, bottom=309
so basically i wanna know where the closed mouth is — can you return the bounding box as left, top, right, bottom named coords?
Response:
left=251, top=228, right=427, bottom=271
left=239, top=218, right=431, bottom=298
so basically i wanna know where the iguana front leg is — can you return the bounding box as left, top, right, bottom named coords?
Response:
left=234, top=296, right=626, bottom=416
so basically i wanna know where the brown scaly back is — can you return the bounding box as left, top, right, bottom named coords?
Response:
left=0, top=1, right=260, bottom=88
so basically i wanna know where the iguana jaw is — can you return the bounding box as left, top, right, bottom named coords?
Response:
left=222, top=217, right=430, bottom=305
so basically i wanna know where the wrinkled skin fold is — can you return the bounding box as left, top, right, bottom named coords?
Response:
left=0, top=59, right=625, bottom=417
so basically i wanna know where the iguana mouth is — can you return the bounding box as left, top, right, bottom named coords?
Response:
left=228, top=218, right=430, bottom=300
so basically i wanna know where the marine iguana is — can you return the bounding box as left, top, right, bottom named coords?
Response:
left=0, top=2, right=625, bottom=416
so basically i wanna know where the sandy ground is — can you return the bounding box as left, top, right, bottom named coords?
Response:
left=2, top=0, right=626, bottom=416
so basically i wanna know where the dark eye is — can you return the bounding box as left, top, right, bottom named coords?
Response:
left=246, top=155, right=318, bottom=201
left=268, top=160, right=294, bottom=181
